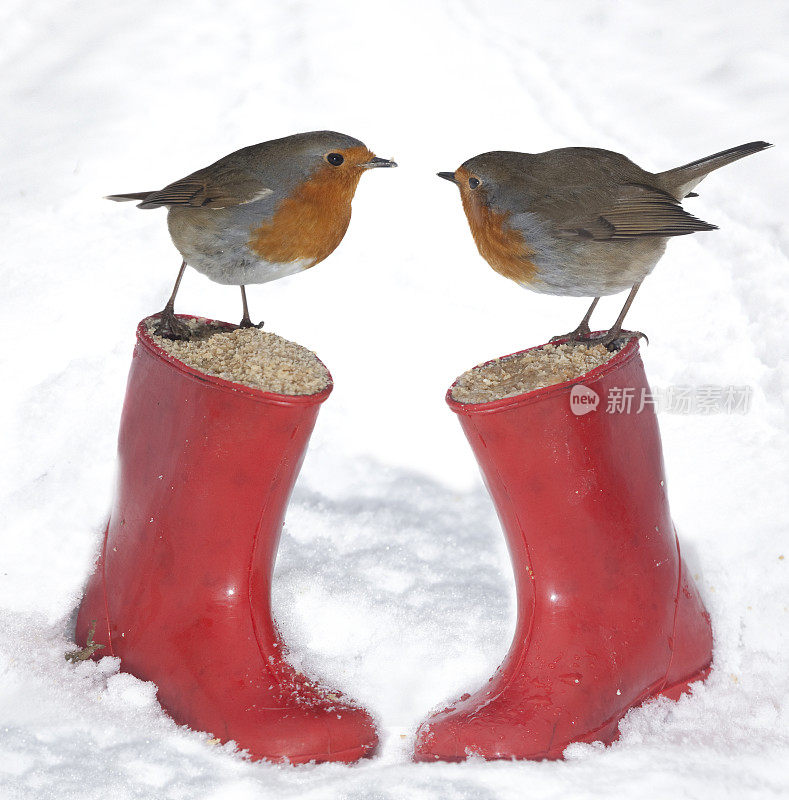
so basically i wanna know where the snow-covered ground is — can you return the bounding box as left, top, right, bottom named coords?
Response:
left=1, top=1, right=788, bottom=798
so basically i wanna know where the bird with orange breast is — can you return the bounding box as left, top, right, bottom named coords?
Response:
left=109, top=131, right=396, bottom=339
left=438, top=141, right=771, bottom=347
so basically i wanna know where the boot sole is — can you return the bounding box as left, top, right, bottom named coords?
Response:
left=553, top=661, right=713, bottom=758
left=258, top=739, right=378, bottom=765
left=415, top=662, right=712, bottom=763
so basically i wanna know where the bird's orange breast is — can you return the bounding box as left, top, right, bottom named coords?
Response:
left=456, top=167, right=537, bottom=284
left=249, top=147, right=372, bottom=266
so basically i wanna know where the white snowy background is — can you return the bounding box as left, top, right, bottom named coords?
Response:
left=1, top=1, right=787, bottom=798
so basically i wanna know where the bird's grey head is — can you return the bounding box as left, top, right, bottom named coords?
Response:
left=259, top=130, right=397, bottom=184
left=437, top=151, right=533, bottom=212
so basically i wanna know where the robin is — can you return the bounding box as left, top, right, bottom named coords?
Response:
left=109, top=131, right=396, bottom=339
left=438, top=141, right=771, bottom=347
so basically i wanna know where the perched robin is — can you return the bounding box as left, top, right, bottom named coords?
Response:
left=438, top=141, right=771, bottom=347
left=109, top=131, right=396, bottom=339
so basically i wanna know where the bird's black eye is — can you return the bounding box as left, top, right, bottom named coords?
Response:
left=468, top=177, right=481, bottom=189
left=326, top=153, right=344, bottom=166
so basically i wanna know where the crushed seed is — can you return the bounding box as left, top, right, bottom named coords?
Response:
left=451, top=342, right=618, bottom=404
left=148, top=319, right=329, bottom=396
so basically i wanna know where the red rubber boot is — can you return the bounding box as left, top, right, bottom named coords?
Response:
left=414, top=336, right=712, bottom=762
left=76, top=316, right=378, bottom=764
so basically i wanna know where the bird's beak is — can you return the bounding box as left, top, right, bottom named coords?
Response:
left=361, top=156, right=397, bottom=169
left=437, top=171, right=457, bottom=183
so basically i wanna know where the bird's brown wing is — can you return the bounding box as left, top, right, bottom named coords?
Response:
left=557, top=183, right=716, bottom=240
left=135, top=165, right=272, bottom=209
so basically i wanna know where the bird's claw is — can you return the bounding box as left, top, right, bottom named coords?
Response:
left=154, top=310, right=192, bottom=341
left=238, top=318, right=265, bottom=330
left=550, top=329, right=592, bottom=345
left=549, top=325, right=592, bottom=344
left=571, top=329, right=648, bottom=352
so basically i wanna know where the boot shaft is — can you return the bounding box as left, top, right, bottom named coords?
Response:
left=106, top=322, right=330, bottom=649
left=447, top=340, right=688, bottom=698
left=77, top=319, right=339, bottom=734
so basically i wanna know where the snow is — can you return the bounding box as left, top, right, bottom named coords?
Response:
left=1, top=1, right=788, bottom=798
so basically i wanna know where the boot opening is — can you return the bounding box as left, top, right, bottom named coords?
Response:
left=450, top=335, right=635, bottom=404
left=147, top=316, right=330, bottom=396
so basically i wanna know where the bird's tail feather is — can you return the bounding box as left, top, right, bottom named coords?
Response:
left=659, top=141, right=772, bottom=198
left=106, top=191, right=155, bottom=203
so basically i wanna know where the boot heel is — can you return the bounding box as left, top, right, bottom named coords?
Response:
left=659, top=664, right=712, bottom=702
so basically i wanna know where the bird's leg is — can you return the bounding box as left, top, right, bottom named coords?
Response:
left=550, top=297, right=600, bottom=343
left=239, top=285, right=264, bottom=329
left=584, top=282, right=646, bottom=351
left=154, top=260, right=192, bottom=340
left=575, top=296, right=599, bottom=338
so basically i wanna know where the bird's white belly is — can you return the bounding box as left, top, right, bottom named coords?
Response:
left=167, top=205, right=317, bottom=285
left=527, top=238, right=667, bottom=297
left=509, top=211, right=667, bottom=297
left=191, top=252, right=315, bottom=285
